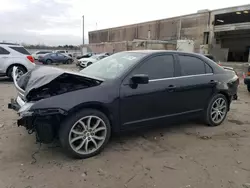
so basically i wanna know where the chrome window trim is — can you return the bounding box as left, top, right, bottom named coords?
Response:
left=149, top=73, right=213, bottom=82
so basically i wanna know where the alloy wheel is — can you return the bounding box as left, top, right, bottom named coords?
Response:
left=69, top=116, right=107, bottom=155
left=210, top=97, right=227, bottom=124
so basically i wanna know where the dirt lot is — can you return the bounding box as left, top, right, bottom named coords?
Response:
left=0, top=64, right=250, bottom=188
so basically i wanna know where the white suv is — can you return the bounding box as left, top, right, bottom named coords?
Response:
left=0, top=43, right=36, bottom=79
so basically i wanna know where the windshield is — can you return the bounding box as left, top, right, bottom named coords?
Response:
left=80, top=52, right=147, bottom=79
left=90, top=55, right=99, bottom=59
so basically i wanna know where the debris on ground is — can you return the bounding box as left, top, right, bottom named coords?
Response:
left=97, top=168, right=107, bottom=176
left=242, top=183, right=250, bottom=188
left=199, top=135, right=212, bottom=140
left=81, top=171, right=87, bottom=177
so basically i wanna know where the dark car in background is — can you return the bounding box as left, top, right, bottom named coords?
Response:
left=76, top=52, right=96, bottom=60
left=9, top=50, right=239, bottom=159
left=39, top=53, right=73, bottom=64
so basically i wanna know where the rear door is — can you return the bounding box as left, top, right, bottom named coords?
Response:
left=57, top=53, right=66, bottom=62
left=174, top=54, right=215, bottom=112
left=0, top=47, right=10, bottom=73
left=120, top=54, right=179, bottom=128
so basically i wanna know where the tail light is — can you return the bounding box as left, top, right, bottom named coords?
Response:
left=27, top=55, right=34, bottom=63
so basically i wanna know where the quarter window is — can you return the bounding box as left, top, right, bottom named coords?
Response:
left=205, top=63, right=213, bottom=73
left=134, top=55, right=175, bottom=79
left=179, top=55, right=206, bottom=76
left=0, top=47, right=10, bottom=55
left=9, top=47, right=30, bottom=55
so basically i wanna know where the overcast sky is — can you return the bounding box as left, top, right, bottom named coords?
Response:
left=0, top=0, right=249, bottom=46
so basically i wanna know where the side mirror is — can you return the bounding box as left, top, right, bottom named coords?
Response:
left=131, top=74, right=149, bottom=84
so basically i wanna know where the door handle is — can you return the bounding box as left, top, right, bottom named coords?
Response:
left=166, top=85, right=176, bottom=92
left=209, top=80, right=218, bottom=84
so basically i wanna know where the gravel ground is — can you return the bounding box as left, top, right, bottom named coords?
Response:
left=0, top=64, right=250, bottom=188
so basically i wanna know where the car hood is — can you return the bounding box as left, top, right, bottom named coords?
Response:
left=14, top=66, right=103, bottom=101
left=221, top=65, right=233, bottom=71
left=79, top=57, right=96, bottom=62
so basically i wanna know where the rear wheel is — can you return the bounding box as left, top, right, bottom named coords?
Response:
left=59, top=109, right=111, bottom=159
left=203, top=94, right=228, bottom=126
left=7, top=65, right=26, bottom=80
left=247, top=85, right=250, bottom=92
left=46, top=59, right=53, bottom=64
left=67, top=59, right=73, bottom=64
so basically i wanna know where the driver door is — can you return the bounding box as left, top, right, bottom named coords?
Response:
left=119, top=54, right=178, bottom=129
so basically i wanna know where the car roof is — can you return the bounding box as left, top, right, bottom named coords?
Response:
left=124, top=50, right=206, bottom=57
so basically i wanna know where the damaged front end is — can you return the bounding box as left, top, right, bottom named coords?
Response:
left=8, top=66, right=102, bottom=143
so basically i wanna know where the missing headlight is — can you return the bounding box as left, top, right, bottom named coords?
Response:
left=18, top=102, right=34, bottom=117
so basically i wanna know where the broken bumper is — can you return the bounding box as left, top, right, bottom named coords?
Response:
left=8, top=97, right=23, bottom=111
left=8, top=66, right=35, bottom=118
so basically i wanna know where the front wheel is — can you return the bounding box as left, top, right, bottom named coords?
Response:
left=46, top=59, right=53, bottom=64
left=59, top=109, right=111, bottom=159
left=67, top=59, right=73, bottom=64
left=203, top=94, right=228, bottom=126
left=247, top=85, right=250, bottom=92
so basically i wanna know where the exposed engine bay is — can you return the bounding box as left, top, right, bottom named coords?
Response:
left=16, top=66, right=102, bottom=102
left=25, top=73, right=101, bottom=101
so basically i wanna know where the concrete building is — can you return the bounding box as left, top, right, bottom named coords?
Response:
left=88, top=4, right=250, bottom=62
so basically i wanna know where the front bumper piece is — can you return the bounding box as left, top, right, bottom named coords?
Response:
left=8, top=67, right=34, bottom=126
left=8, top=66, right=26, bottom=112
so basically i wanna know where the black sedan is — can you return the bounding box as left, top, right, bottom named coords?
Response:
left=8, top=50, right=239, bottom=159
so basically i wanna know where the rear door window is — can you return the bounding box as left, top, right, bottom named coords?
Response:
left=179, top=55, right=207, bottom=76
left=134, top=55, right=175, bottom=80
left=9, top=47, right=30, bottom=55
left=0, top=47, right=10, bottom=55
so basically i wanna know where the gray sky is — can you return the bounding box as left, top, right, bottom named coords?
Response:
left=0, top=0, right=249, bottom=46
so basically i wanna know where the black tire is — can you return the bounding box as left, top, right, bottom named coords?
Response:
left=59, top=109, right=111, bottom=159
left=247, top=85, right=250, bottom=92
left=87, top=62, right=92, bottom=66
left=203, top=94, right=228, bottom=126
left=46, top=59, right=53, bottom=64
left=7, top=65, right=26, bottom=79
left=67, top=59, right=73, bottom=64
